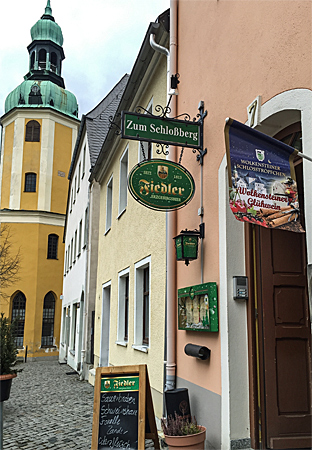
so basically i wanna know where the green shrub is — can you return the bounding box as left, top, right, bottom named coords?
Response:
left=0, top=313, right=19, bottom=375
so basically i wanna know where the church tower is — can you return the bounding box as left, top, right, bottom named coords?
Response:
left=0, top=1, right=79, bottom=360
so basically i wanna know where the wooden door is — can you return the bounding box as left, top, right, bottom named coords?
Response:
left=256, top=225, right=312, bottom=449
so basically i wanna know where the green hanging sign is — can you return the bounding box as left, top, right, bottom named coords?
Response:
left=128, top=159, right=195, bottom=211
left=121, top=111, right=201, bottom=149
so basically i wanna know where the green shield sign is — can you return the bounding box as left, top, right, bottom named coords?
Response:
left=128, top=159, right=195, bottom=211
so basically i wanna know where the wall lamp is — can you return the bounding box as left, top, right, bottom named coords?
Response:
left=173, top=224, right=205, bottom=266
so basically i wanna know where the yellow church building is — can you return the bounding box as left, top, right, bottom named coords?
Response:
left=0, top=1, right=79, bottom=359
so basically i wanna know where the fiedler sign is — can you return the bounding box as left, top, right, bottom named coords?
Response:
left=225, top=118, right=303, bottom=232
left=128, top=159, right=195, bottom=211
left=121, top=111, right=201, bottom=149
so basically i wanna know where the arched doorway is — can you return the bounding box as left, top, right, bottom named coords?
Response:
left=248, top=122, right=311, bottom=449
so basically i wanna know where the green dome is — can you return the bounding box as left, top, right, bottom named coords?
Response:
left=30, top=1, right=63, bottom=47
left=5, top=80, right=78, bottom=119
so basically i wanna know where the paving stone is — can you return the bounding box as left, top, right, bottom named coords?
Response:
left=3, top=360, right=94, bottom=449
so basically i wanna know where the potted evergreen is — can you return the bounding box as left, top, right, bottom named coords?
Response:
left=161, top=413, right=206, bottom=449
left=0, top=313, right=20, bottom=402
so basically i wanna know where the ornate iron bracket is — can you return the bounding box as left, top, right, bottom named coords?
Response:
left=195, top=101, right=208, bottom=165
left=135, top=98, right=207, bottom=164
left=108, top=115, right=122, bottom=136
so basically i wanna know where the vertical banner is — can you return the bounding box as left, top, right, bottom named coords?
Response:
left=224, top=118, right=304, bottom=232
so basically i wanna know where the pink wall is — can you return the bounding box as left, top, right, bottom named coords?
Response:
left=175, top=0, right=311, bottom=396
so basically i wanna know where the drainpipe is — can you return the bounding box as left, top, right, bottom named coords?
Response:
left=150, top=0, right=178, bottom=392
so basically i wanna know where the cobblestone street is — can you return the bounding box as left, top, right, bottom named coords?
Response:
left=3, top=360, right=94, bottom=449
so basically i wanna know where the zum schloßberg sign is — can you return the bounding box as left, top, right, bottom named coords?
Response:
left=121, top=111, right=201, bottom=149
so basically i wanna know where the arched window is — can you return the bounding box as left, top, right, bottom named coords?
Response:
left=12, top=292, right=26, bottom=348
left=24, top=173, right=37, bottom=192
left=50, top=52, right=57, bottom=73
left=47, top=234, right=58, bottom=259
left=38, top=49, right=46, bottom=69
left=25, top=120, right=40, bottom=142
left=30, top=52, right=35, bottom=70
left=41, top=292, right=55, bottom=347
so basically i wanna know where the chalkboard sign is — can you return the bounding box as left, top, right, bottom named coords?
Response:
left=91, top=365, right=159, bottom=450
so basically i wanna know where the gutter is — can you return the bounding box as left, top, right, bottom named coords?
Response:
left=150, top=1, right=178, bottom=392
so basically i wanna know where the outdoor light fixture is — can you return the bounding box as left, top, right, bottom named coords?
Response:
left=173, top=224, right=204, bottom=266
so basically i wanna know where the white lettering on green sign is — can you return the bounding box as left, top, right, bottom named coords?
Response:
left=122, top=112, right=201, bottom=149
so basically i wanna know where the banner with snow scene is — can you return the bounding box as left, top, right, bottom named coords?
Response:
left=224, top=118, right=304, bottom=232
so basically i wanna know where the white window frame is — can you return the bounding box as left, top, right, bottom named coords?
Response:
left=73, top=230, right=77, bottom=263
left=83, top=207, right=88, bottom=249
left=105, top=175, right=113, bottom=233
left=117, top=267, right=130, bottom=346
left=118, top=146, right=128, bottom=217
left=70, top=303, right=78, bottom=354
left=77, top=162, right=81, bottom=192
left=132, top=255, right=151, bottom=352
left=100, top=281, right=111, bottom=367
left=78, top=219, right=82, bottom=256
left=74, top=177, right=77, bottom=203
left=70, top=187, right=73, bottom=212
left=82, top=144, right=86, bottom=178
left=70, top=239, right=73, bottom=268
left=67, top=245, right=70, bottom=272
left=61, top=307, right=66, bottom=344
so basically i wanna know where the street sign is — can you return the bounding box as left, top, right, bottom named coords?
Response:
left=121, top=111, right=201, bottom=149
left=128, top=159, right=195, bottom=211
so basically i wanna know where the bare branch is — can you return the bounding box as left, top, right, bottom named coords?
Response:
left=0, top=224, right=21, bottom=299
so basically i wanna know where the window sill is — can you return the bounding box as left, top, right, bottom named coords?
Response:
left=104, top=228, right=111, bottom=236
left=132, top=344, right=148, bottom=353
left=69, top=349, right=75, bottom=356
left=117, top=208, right=126, bottom=220
left=116, top=341, right=128, bottom=347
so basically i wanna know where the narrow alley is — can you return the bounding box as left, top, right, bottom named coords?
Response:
left=3, top=360, right=94, bottom=449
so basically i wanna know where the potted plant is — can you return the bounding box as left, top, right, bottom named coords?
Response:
left=161, top=413, right=206, bottom=449
left=0, top=313, right=20, bottom=402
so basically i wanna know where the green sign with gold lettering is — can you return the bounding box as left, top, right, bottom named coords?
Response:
left=101, top=375, right=139, bottom=392
left=128, top=159, right=195, bottom=211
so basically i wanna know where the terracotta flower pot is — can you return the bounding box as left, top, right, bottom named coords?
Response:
left=164, top=426, right=206, bottom=449
left=0, top=373, right=17, bottom=402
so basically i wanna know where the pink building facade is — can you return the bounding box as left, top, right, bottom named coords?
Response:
left=167, top=1, right=312, bottom=449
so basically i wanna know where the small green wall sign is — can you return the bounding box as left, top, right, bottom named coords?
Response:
left=178, top=282, right=219, bottom=332
left=121, top=111, right=201, bottom=149
left=128, top=159, right=195, bottom=211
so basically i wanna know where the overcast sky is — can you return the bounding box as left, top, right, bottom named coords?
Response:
left=0, top=0, right=169, bottom=118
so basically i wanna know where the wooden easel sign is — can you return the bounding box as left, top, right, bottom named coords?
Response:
left=91, top=364, right=159, bottom=450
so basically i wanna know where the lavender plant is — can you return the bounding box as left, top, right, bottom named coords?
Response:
left=161, top=412, right=201, bottom=436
